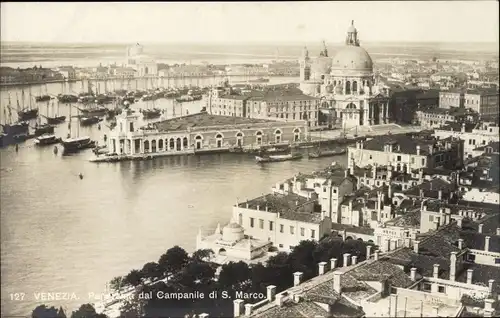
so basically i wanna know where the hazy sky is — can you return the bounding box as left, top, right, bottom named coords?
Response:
left=1, top=1, right=498, bottom=44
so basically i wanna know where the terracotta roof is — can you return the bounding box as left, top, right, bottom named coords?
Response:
left=330, top=223, right=375, bottom=235
left=348, top=260, right=414, bottom=288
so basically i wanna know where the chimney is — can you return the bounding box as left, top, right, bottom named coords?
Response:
left=372, top=164, right=377, bottom=177
left=497, top=228, right=500, bottom=235
left=366, top=245, right=372, bottom=259
left=333, top=272, right=342, bottom=293
left=352, top=255, right=357, bottom=265
left=257, top=205, right=260, bottom=211
left=330, top=258, right=338, bottom=270
left=244, top=304, right=253, bottom=316
left=433, top=264, right=439, bottom=279
left=410, top=267, right=417, bottom=281
left=275, top=294, right=284, bottom=307
left=349, top=165, right=354, bottom=176
left=416, top=145, right=421, bottom=156
left=265, top=205, right=268, bottom=212
left=450, top=252, right=457, bottom=281
left=295, top=201, right=299, bottom=206
left=246, top=202, right=249, bottom=208
left=458, top=239, right=464, bottom=250
left=267, top=285, right=276, bottom=302
left=293, top=272, right=303, bottom=286
left=233, top=299, right=244, bottom=317
left=292, top=294, right=301, bottom=303
left=485, top=236, right=490, bottom=251
left=428, top=145, right=433, bottom=155
left=461, top=122, right=466, bottom=133
left=318, top=262, right=327, bottom=275
left=343, top=253, right=351, bottom=267
left=389, top=294, right=398, bottom=317
left=478, top=224, right=483, bottom=233
left=388, top=183, right=393, bottom=198
left=438, top=189, right=442, bottom=200
left=457, top=218, right=462, bottom=228
left=419, top=189, right=424, bottom=198
left=466, top=269, right=473, bottom=284
left=374, top=250, right=380, bottom=260
left=414, top=240, right=420, bottom=253
left=488, top=279, right=495, bottom=295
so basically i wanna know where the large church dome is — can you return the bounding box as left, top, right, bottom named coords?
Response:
left=331, top=21, right=373, bottom=73
left=331, top=46, right=373, bottom=71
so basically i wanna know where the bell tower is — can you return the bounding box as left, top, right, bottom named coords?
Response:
left=345, top=20, right=360, bottom=46
left=299, top=46, right=311, bottom=81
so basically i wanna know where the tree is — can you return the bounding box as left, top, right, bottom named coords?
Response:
left=177, top=260, right=216, bottom=288
left=141, top=262, right=161, bottom=281
left=192, top=249, right=214, bottom=262
left=288, top=240, right=318, bottom=279
left=109, top=276, right=124, bottom=292
left=124, top=269, right=143, bottom=287
left=218, top=261, right=251, bottom=289
left=158, top=246, right=189, bottom=276
left=32, top=305, right=65, bottom=318
left=70, top=304, right=97, bottom=318
left=119, top=300, right=141, bottom=318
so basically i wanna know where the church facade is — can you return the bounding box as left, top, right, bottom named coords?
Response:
left=299, top=21, right=390, bottom=129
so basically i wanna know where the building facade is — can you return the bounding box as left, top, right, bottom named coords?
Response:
left=299, top=21, right=390, bottom=129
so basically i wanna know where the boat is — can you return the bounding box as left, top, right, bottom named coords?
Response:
left=92, top=145, right=108, bottom=155
left=34, top=123, right=55, bottom=136
left=34, top=134, right=61, bottom=145
left=17, top=88, right=39, bottom=121
left=308, top=147, right=347, bottom=158
left=78, top=106, right=108, bottom=117
left=57, top=94, right=79, bottom=103
left=255, top=153, right=303, bottom=163
left=80, top=116, right=102, bottom=126
left=35, top=95, right=51, bottom=102
left=249, top=77, right=270, bottom=83
left=61, top=136, right=96, bottom=154
left=46, top=115, right=66, bottom=125
left=2, top=96, right=30, bottom=136
left=142, top=108, right=161, bottom=119
left=229, top=146, right=244, bottom=153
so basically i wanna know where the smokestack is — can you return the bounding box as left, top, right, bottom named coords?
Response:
left=485, top=236, right=490, bottom=251
left=343, top=253, right=351, bottom=267
left=233, top=299, right=244, bottom=317
left=413, top=240, right=420, bottom=253
left=410, top=267, right=417, bottom=281
left=366, top=245, right=372, bottom=259
left=466, top=269, right=473, bottom=284
left=330, top=258, right=337, bottom=270
left=267, top=285, right=276, bottom=302
left=450, top=252, right=457, bottom=281
left=293, top=272, right=303, bottom=286
left=318, top=262, right=327, bottom=275
left=479, top=224, right=483, bottom=233
left=433, top=264, right=439, bottom=279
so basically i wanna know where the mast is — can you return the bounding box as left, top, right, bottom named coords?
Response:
left=20, top=89, right=25, bottom=111
left=68, top=104, right=72, bottom=139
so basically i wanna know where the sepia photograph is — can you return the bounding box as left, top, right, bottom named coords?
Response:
left=0, top=1, right=499, bottom=317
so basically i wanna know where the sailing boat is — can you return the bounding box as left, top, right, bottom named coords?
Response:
left=33, top=102, right=55, bottom=136
left=1, top=94, right=30, bottom=136
left=43, top=100, right=66, bottom=124
left=35, top=84, right=51, bottom=102
left=34, top=101, right=60, bottom=145
left=308, top=130, right=346, bottom=158
left=61, top=104, right=96, bottom=154
left=18, top=88, right=39, bottom=121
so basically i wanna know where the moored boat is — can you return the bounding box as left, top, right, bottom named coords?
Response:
left=46, top=115, right=66, bottom=124
left=255, top=153, right=303, bottom=163
left=34, top=123, right=55, bottom=136
left=142, top=108, right=161, bottom=119
left=18, top=108, right=39, bottom=121
left=35, top=95, right=51, bottom=102
left=78, top=106, right=108, bottom=117
left=308, top=147, right=347, bottom=158
left=34, top=134, right=61, bottom=145
left=1, top=122, right=29, bottom=135
left=61, top=136, right=96, bottom=154
left=80, top=116, right=102, bottom=126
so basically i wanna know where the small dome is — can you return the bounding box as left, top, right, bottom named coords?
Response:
left=331, top=46, right=373, bottom=72
left=222, top=222, right=244, bottom=242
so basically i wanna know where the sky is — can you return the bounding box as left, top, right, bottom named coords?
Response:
left=1, top=1, right=499, bottom=44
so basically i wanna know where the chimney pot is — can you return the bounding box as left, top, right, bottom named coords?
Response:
left=410, top=267, right=417, bottom=281
left=343, top=253, right=351, bottom=267
left=467, top=269, right=473, bottom=284
left=366, top=245, right=372, bottom=259
left=478, top=224, right=484, bottom=233
left=293, top=272, right=303, bottom=286
left=458, top=239, right=464, bottom=250
left=266, top=285, right=276, bottom=302
left=374, top=250, right=380, bottom=260
left=413, top=240, right=420, bottom=253
left=433, top=264, right=440, bottom=278
left=485, top=236, right=491, bottom=251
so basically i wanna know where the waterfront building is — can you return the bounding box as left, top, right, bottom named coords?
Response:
left=434, top=122, right=499, bottom=158
left=196, top=220, right=272, bottom=264
left=106, top=111, right=308, bottom=156
left=159, top=65, right=214, bottom=78
left=125, top=43, right=158, bottom=77
left=299, top=21, right=391, bottom=129
left=232, top=193, right=332, bottom=252
left=111, top=67, right=136, bottom=78
left=440, top=88, right=499, bottom=118
left=56, top=66, right=76, bottom=80
left=347, top=134, right=465, bottom=172
left=390, top=88, right=439, bottom=125
left=205, top=86, right=321, bottom=127
left=415, top=106, right=476, bottom=129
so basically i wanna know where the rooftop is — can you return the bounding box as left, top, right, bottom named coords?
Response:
left=358, top=134, right=458, bottom=156
left=152, top=112, right=285, bottom=132
left=238, top=193, right=322, bottom=224
left=403, top=178, right=456, bottom=199
left=330, top=223, right=375, bottom=235
left=295, top=165, right=354, bottom=187
left=438, top=122, right=476, bottom=133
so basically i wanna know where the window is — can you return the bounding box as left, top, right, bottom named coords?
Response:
left=280, top=224, right=284, bottom=233
left=495, top=258, right=500, bottom=264
left=290, top=226, right=295, bottom=234
left=279, top=244, right=283, bottom=248
left=323, top=187, right=327, bottom=193
left=467, top=254, right=476, bottom=262
left=333, top=189, right=337, bottom=194
left=397, top=155, right=401, bottom=162
left=438, top=286, right=445, bottom=293
left=429, top=215, right=434, bottom=222
left=422, top=158, right=426, bottom=165
left=269, top=221, right=274, bottom=231
left=311, top=229, right=315, bottom=238
left=423, top=283, right=431, bottom=291
left=259, top=219, right=264, bottom=229
left=250, top=218, right=255, bottom=228
left=300, top=228, right=305, bottom=236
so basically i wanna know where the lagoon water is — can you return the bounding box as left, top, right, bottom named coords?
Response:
left=0, top=75, right=348, bottom=316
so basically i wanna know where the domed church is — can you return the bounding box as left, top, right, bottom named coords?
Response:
left=299, top=21, right=390, bottom=128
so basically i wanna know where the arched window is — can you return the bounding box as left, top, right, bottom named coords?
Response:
left=165, top=139, right=169, bottom=151
left=238, top=213, right=243, bottom=225
left=144, top=140, right=150, bottom=153
left=176, top=137, right=182, bottom=151
left=345, top=81, right=351, bottom=94
left=151, top=140, right=157, bottom=153
left=346, top=103, right=356, bottom=109
left=274, top=129, right=282, bottom=144
left=353, top=81, right=358, bottom=93
left=215, top=133, right=223, bottom=148
left=183, top=137, right=188, bottom=148
left=195, top=135, right=203, bottom=150
left=158, top=139, right=164, bottom=151
left=256, top=131, right=263, bottom=145
left=169, top=138, right=175, bottom=150
left=293, top=128, right=300, bottom=142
